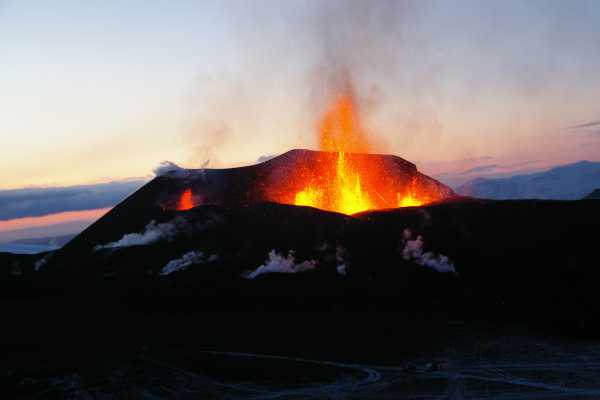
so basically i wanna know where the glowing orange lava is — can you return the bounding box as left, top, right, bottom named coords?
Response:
left=294, top=151, right=375, bottom=214
left=318, top=92, right=372, bottom=154
left=291, top=85, right=428, bottom=214
left=177, top=188, right=195, bottom=211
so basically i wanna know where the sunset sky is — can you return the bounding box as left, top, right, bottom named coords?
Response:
left=1, top=1, right=600, bottom=240
left=2, top=0, right=600, bottom=190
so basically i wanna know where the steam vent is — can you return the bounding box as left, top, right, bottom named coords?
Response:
left=155, top=149, right=454, bottom=215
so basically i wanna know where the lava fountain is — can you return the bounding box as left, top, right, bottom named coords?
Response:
left=161, top=83, right=451, bottom=214
left=290, top=86, right=429, bottom=214
left=177, top=188, right=196, bottom=211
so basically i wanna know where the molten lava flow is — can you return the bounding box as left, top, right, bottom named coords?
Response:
left=292, top=88, right=375, bottom=214
left=294, top=152, right=374, bottom=214
left=291, top=85, right=430, bottom=214
left=397, top=194, right=423, bottom=207
left=332, top=151, right=373, bottom=214
left=295, top=186, right=321, bottom=208
left=177, top=188, right=195, bottom=211
left=397, top=179, right=427, bottom=207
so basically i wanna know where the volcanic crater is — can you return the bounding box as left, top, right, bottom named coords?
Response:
left=157, top=149, right=455, bottom=215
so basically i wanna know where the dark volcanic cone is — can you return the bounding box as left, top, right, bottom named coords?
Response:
left=63, top=149, right=453, bottom=253
left=153, top=149, right=454, bottom=210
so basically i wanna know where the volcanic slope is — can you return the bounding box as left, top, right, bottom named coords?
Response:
left=16, top=148, right=599, bottom=325
left=32, top=196, right=599, bottom=324
left=58, top=148, right=453, bottom=255
left=116, top=149, right=451, bottom=212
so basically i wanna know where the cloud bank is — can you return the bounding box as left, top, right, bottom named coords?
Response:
left=0, top=180, right=146, bottom=221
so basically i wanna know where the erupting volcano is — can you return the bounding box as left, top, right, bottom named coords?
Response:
left=158, top=82, right=453, bottom=215
left=285, top=86, right=431, bottom=214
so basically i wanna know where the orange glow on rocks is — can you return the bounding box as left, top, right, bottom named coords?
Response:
left=177, top=188, right=196, bottom=211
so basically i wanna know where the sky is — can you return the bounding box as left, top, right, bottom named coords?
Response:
left=1, top=1, right=600, bottom=243
left=1, top=0, right=600, bottom=190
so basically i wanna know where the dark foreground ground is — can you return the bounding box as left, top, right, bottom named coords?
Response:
left=3, top=300, right=600, bottom=399
left=1, top=199, right=600, bottom=398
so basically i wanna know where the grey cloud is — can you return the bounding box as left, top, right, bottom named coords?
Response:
left=459, top=164, right=499, bottom=175
left=0, top=179, right=146, bottom=221
left=569, top=120, right=600, bottom=130
left=506, top=160, right=542, bottom=168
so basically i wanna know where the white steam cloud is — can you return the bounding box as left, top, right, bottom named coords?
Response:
left=153, top=161, right=190, bottom=178
left=401, top=229, right=456, bottom=274
left=153, top=160, right=210, bottom=180
left=34, top=255, right=50, bottom=271
left=160, top=251, right=218, bottom=276
left=94, top=218, right=185, bottom=251
left=336, top=245, right=347, bottom=276
left=242, top=250, right=317, bottom=279
left=257, top=154, right=278, bottom=163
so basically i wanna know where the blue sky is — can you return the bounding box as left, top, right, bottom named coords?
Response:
left=1, top=0, right=600, bottom=191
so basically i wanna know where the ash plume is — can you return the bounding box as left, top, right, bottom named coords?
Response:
left=160, top=251, right=218, bottom=276
left=182, top=1, right=422, bottom=161
left=310, top=1, right=410, bottom=86
left=401, top=228, right=456, bottom=274
left=242, top=250, right=317, bottom=279
left=306, top=0, right=417, bottom=152
left=94, top=218, right=187, bottom=251
left=175, top=1, right=599, bottom=165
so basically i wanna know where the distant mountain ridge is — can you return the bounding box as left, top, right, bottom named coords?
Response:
left=12, top=234, right=76, bottom=247
left=457, top=161, right=600, bottom=200
left=585, top=189, right=600, bottom=199
left=0, top=234, right=76, bottom=254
